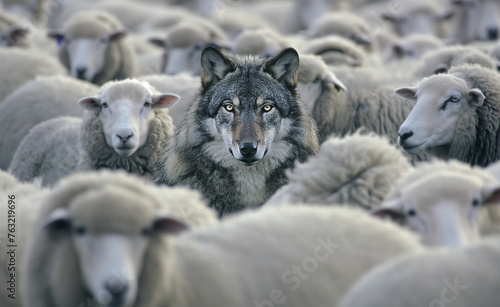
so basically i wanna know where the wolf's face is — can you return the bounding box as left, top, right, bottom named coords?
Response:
left=199, top=47, right=300, bottom=166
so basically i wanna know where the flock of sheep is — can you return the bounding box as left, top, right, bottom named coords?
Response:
left=1, top=0, right=500, bottom=306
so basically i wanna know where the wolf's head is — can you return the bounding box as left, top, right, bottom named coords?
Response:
left=198, top=47, right=303, bottom=166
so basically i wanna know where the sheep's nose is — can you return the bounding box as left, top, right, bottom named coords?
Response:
left=398, top=131, right=413, bottom=142
left=116, top=129, right=134, bottom=143
left=75, top=67, right=87, bottom=80
left=239, top=142, right=257, bottom=158
left=488, top=27, right=499, bottom=40
left=105, top=279, right=129, bottom=301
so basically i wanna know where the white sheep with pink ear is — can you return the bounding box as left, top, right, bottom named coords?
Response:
left=9, top=79, right=180, bottom=186
left=373, top=160, right=500, bottom=247
left=396, top=64, right=500, bottom=166
left=21, top=169, right=216, bottom=307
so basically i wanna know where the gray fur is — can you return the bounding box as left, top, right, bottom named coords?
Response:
left=154, top=48, right=319, bottom=216
left=0, top=76, right=98, bottom=170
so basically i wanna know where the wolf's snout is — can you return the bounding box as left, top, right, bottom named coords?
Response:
left=240, top=142, right=257, bottom=157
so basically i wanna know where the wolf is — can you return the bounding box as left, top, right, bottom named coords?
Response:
left=153, top=47, right=319, bottom=216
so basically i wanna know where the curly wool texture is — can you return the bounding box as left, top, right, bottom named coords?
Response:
left=445, top=65, right=500, bottom=166
left=266, top=133, right=412, bottom=210
left=78, top=110, right=174, bottom=177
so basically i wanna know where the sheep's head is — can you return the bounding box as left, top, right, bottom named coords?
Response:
left=395, top=74, right=484, bottom=156
left=373, top=171, right=500, bottom=247
left=40, top=186, right=188, bottom=307
left=78, top=80, right=179, bottom=157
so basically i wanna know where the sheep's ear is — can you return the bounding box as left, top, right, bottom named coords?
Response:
left=152, top=93, right=180, bottom=108
left=482, top=184, right=500, bottom=205
left=153, top=216, right=188, bottom=234
left=149, top=37, right=166, bottom=48
left=7, top=26, right=29, bottom=42
left=325, top=71, right=347, bottom=92
left=47, top=30, right=65, bottom=46
left=372, top=199, right=407, bottom=225
left=468, top=88, right=485, bottom=107
left=200, top=46, right=235, bottom=88
left=78, top=96, right=102, bottom=111
left=264, top=47, right=300, bottom=88
left=395, top=87, right=418, bottom=101
left=40, top=208, right=71, bottom=231
left=109, top=30, right=127, bottom=41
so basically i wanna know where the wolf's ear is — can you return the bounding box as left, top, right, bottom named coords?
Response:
left=200, top=46, right=235, bottom=88
left=264, top=47, right=300, bottom=89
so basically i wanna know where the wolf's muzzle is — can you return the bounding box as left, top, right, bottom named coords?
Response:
left=240, top=142, right=257, bottom=158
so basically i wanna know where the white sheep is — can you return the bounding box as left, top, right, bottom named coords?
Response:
left=8, top=117, right=81, bottom=187
left=339, top=238, right=500, bottom=307
left=0, top=48, right=66, bottom=102
left=21, top=169, right=216, bottom=307
left=396, top=64, right=500, bottom=166
left=414, top=45, right=496, bottom=78
left=265, top=132, right=412, bottom=210
left=447, top=0, right=500, bottom=43
left=231, top=27, right=290, bottom=57
left=2, top=0, right=49, bottom=25
left=149, top=18, right=229, bottom=75
left=305, top=12, right=374, bottom=50
left=0, top=10, right=30, bottom=48
left=299, top=35, right=367, bottom=67
left=0, top=75, right=98, bottom=170
left=138, top=74, right=199, bottom=128
left=382, top=34, right=444, bottom=63
left=374, top=160, right=500, bottom=247
left=0, top=170, right=48, bottom=307
left=9, top=79, right=179, bottom=186
left=48, top=10, right=137, bottom=85
left=24, top=199, right=421, bottom=306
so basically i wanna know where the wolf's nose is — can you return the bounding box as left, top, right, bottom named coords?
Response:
left=240, top=143, right=257, bottom=157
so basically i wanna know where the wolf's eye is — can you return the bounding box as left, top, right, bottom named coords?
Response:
left=224, top=104, right=234, bottom=112
left=263, top=105, right=273, bottom=112
left=101, top=102, right=108, bottom=108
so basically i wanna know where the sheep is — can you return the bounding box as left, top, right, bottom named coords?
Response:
left=298, top=55, right=432, bottom=164
left=447, top=0, right=500, bottom=44
left=0, top=170, right=48, bottom=307
left=2, top=0, right=49, bottom=25
left=48, top=10, right=137, bottom=85
left=265, top=132, right=413, bottom=210
left=305, top=12, right=374, bottom=50
left=21, top=169, right=216, bottom=307
left=24, top=198, right=421, bottom=306
left=414, top=45, right=497, bottom=78
left=149, top=18, right=229, bottom=75
left=0, top=10, right=30, bottom=48
left=209, top=10, right=277, bottom=40
left=382, top=34, right=444, bottom=63
left=0, top=48, right=66, bottom=102
left=8, top=117, right=81, bottom=187
left=231, top=27, right=290, bottom=57
left=0, top=75, right=98, bottom=170
left=373, top=160, right=500, bottom=247
left=396, top=64, right=500, bottom=167
left=488, top=40, right=500, bottom=70
left=8, top=79, right=179, bottom=186
left=380, top=0, right=451, bottom=37
left=299, top=35, right=367, bottom=67
left=137, top=74, right=200, bottom=128
left=339, top=238, right=500, bottom=307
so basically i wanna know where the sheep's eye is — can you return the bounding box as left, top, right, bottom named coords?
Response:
left=449, top=96, right=460, bottom=103
left=101, top=102, right=108, bottom=108
left=74, top=226, right=87, bottom=235
left=407, top=209, right=417, bottom=217
left=224, top=104, right=234, bottom=112
left=312, top=77, right=321, bottom=83
left=472, top=199, right=480, bottom=207
left=263, top=105, right=273, bottom=112
left=144, top=102, right=152, bottom=108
